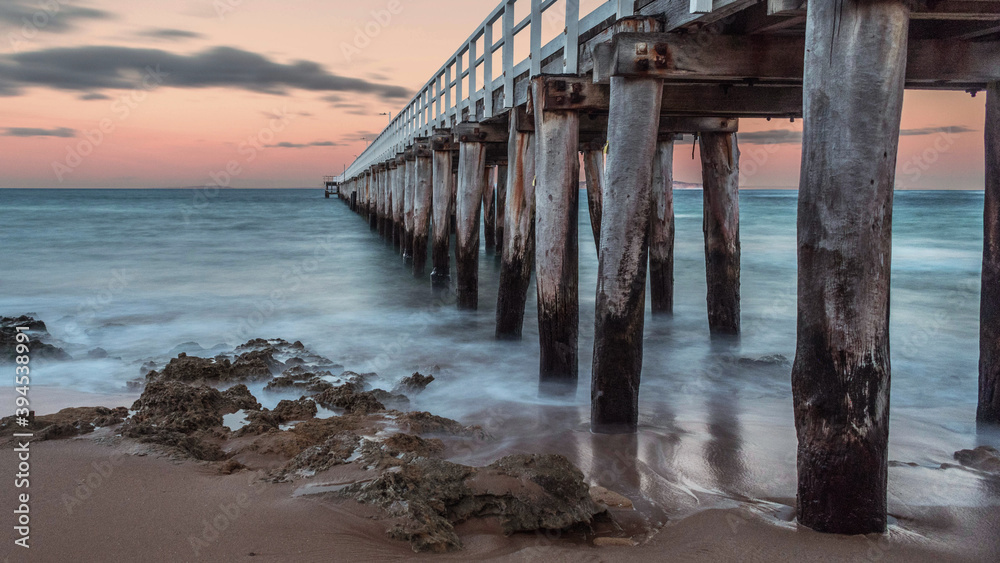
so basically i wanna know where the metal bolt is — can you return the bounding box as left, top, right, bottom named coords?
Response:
left=636, top=42, right=648, bottom=56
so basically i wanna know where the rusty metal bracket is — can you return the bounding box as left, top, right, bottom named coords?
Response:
left=454, top=121, right=508, bottom=144
left=532, top=75, right=610, bottom=112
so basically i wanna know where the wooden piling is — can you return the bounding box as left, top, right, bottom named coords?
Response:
left=431, top=131, right=456, bottom=290
left=413, top=140, right=433, bottom=278
left=700, top=133, right=741, bottom=334
left=583, top=146, right=604, bottom=252
left=483, top=166, right=497, bottom=255
left=496, top=110, right=536, bottom=339
left=793, top=1, right=909, bottom=535
left=496, top=164, right=508, bottom=257
left=368, top=171, right=377, bottom=231
left=533, top=77, right=581, bottom=392
left=392, top=157, right=404, bottom=251
left=981, top=82, right=1000, bottom=425
left=456, top=141, right=487, bottom=309
left=403, top=150, right=416, bottom=262
left=591, top=75, right=662, bottom=432
left=650, top=137, right=675, bottom=315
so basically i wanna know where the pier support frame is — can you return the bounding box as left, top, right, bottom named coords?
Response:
left=431, top=131, right=456, bottom=290
left=792, top=0, right=909, bottom=535
left=981, top=82, right=1000, bottom=424
left=533, top=76, right=581, bottom=392
left=456, top=140, right=487, bottom=310
left=700, top=133, right=741, bottom=334
left=650, top=135, right=675, bottom=315
left=367, top=170, right=377, bottom=230
left=413, top=139, right=433, bottom=278
left=591, top=74, right=663, bottom=432
left=496, top=109, right=536, bottom=338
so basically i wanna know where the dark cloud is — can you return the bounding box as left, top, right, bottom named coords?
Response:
left=0, top=1, right=111, bottom=33
left=3, top=126, right=75, bottom=137
left=78, top=92, right=110, bottom=100
left=738, top=125, right=977, bottom=145
left=900, top=126, right=977, bottom=136
left=266, top=141, right=339, bottom=149
left=0, top=45, right=411, bottom=99
left=137, top=28, right=204, bottom=40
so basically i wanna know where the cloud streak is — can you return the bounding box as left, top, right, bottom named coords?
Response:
left=738, top=125, right=978, bottom=145
left=266, top=141, right=339, bottom=149
left=0, top=45, right=411, bottom=99
left=137, top=28, right=204, bottom=40
left=0, top=1, right=111, bottom=33
left=3, top=126, right=75, bottom=137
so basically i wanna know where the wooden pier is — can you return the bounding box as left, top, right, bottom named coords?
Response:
left=334, top=0, right=1000, bottom=536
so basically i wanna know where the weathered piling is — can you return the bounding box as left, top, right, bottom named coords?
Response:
left=496, top=164, right=508, bottom=257
left=496, top=110, right=536, bottom=339
left=532, top=77, right=581, bottom=392
left=456, top=140, right=487, bottom=309
left=368, top=170, right=378, bottom=230
left=981, top=82, right=1000, bottom=425
left=412, top=139, right=433, bottom=278
left=700, top=133, right=740, bottom=334
left=591, top=75, right=663, bottom=432
left=792, top=1, right=909, bottom=535
left=649, top=136, right=675, bottom=315
left=392, top=156, right=404, bottom=251
left=403, top=148, right=416, bottom=263
left=431, top=130, right=456, bottom=290
left=483, top=166, right=497, bottom=254
left=379, top=165, right=389, bottom=240
left=583, top=142, right=604, bottom=252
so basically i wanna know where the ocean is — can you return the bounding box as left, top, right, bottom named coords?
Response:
left=0, top=187, right=993, bottom=519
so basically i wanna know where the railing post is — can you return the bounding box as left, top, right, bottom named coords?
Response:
left=530, top=0, right=542, bottom=76
left=484, top=22, right=494, bottom=118
left=502, top=1, right=515, bottom=108
left=565, top=0, right=580, bottom=74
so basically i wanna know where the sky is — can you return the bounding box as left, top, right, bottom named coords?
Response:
left=0, top=0, right=989, bottom=189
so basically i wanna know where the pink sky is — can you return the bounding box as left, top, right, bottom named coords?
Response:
left=0, top=0, right=988, bottom=189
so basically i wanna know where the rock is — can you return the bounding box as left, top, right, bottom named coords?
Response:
left=150, top=350, right=282, bottom=384
left=382, top=433, right=444, bottom=458
left=1, top=315, right=71, bottom=363
left=344, top=454, right=606, bottom=552
left=954, top=446, right=1000, bottom=474
left=272, top=398, right=318, bottom=423
left=733, top=354, right=790, bottom=368
left=264, top=366, right=334, bottom=393
left=593, top=537, right=636, bottom=547
left=120, top=380, right=258, bottom=460
left=589, top=485, right=633, bottom=509
left=313, top=384, right=387, bottom=414
left=87, top=347, right=109, bottom=359
left=394, top=411, right=491, bottom=440
left=393, top=372, right=435, bottom=395
left=0, top=406, right=129, bottom=440
left=219, top=459, right=246, bottom=475
left=281, top=432, right=361, bottom=476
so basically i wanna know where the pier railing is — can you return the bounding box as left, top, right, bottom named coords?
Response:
left=338, top=0, right=638, bottom=182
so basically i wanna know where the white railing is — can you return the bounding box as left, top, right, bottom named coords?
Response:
left=339, top=0, right=635, bottom=182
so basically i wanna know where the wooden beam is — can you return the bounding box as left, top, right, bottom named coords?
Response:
left=453, top=121, right=509, bottom=144
left=599, top=33, right=1000, bottom=89
left=639, top=0, right=758, bottom=30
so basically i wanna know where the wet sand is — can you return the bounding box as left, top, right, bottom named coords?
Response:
left=2, top=405, right=998, bottom=562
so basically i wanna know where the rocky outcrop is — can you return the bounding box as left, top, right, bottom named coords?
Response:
left=312, top=384, right=408, bottom=414
left=393, top=372, right=435, bottom=395
left=0, top=406, right=128, bottom=440
left=1, top=315, right=71, bottom=363
left=345, top=454, right=605, bottom=552
left=395, top=411, right=490, bottom=440
left=121, top=380, right=260, bottom=460
left=954, top=446, right=1000, bottom=474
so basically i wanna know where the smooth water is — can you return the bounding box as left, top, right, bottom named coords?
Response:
left=0, top=187, right=994, bottom=520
